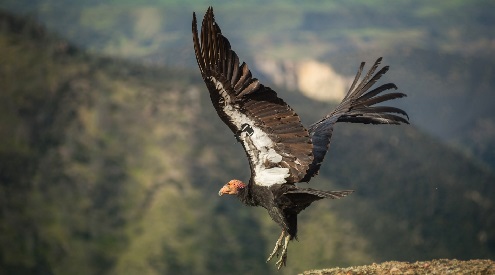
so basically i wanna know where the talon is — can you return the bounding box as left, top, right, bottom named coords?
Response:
left=267, top=231, right=285, bottom=262
left=267, top=231, right=291, bottom=269
left=276, top=253, right=287, bottom=269
left=276, top=234, right=290, bottom=269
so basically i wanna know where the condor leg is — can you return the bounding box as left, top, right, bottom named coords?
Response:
left=275, top=233, right=290, bottom=269
left=266, top=230, right=291, bottom=269
left=266, top=231, right=285, bottom=263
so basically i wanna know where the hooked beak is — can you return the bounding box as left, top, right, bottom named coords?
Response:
left=218, top=184, right=231, bottom=196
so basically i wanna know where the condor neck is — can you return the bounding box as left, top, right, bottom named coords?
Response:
left=236, top=184, right=270, bottom=207
left=236, top=185, right=257, bottom=206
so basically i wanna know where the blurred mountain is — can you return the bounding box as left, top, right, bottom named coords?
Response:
left=2, top=0, right=493, bottom=169
left=1, top=1, right=494, bottom=63
left=0, top=6, right=494, bottom=275
left=252, top=49, right=495, bottom=170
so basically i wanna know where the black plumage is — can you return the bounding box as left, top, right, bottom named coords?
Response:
left=192, top=7, right=409, bottom=269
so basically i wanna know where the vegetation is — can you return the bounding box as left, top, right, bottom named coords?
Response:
left=1, top=0, right=494, bottom=61
left=2, top=0, right=494, bottom=169
left=0, top=2, right=494, bottom=274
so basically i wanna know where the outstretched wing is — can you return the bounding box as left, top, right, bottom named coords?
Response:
left=301, top=58, right=409, bottom=182
left=193, top=7, right=313, bottom=186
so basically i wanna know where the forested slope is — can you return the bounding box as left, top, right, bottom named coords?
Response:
left=0, top=11, right=493, bottom=275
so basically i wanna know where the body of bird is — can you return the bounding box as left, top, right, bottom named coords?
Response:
left=192, top=7, right=409, bottom=269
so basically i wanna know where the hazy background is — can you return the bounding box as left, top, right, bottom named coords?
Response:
left=0, top=1, right=494, bottom=274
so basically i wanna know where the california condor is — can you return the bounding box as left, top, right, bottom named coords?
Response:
left=192, top=7, right=409, bottom=269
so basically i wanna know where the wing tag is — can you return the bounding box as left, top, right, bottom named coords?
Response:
left=241, top=123, right=254, bottom=136
left=235, top=123, right=254, bottom=142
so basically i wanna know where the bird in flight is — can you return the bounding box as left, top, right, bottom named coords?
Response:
left=192, top=7, right=409, bottom=269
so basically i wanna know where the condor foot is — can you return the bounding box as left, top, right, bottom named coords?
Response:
left=266, top=231, right=290, bottom=269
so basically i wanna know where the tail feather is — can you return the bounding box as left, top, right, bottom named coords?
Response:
left=284, top=189, right=354, bottom=206
left=282, top=189, right=354, bottom=217
left=301, top=57, right=408, bottom=182
left=297, top=189, right=354, bottom=199
left=285, top=188, right=354, bottom=198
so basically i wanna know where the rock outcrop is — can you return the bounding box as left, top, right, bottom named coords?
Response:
left=302, top=259, right=495, bottom=275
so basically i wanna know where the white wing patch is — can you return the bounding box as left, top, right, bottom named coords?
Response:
left=209, top=77, right=289, bottom=186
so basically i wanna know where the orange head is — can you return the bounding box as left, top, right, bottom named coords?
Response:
left=218, top=179, right=247, bottom=196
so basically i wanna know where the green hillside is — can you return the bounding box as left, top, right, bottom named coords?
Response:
left=2, top=0, right=494, bottom=61
left=0, top=10, right=494, bottom=275
left=2, top=0, right=494, bottom=170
